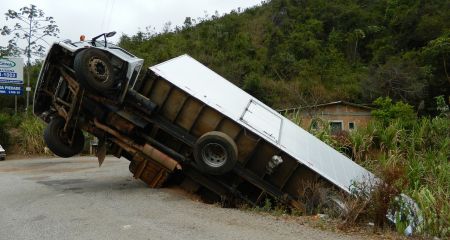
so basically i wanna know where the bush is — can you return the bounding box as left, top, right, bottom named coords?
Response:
left=347, top=116, right=450, bottom=237
left=371, top=97, right=416, bottom=127
left=18, top=115, right=46, bottom=155
left=289, top=99, right=449, bottom=237
left=0, top=113, right=11, bottom=148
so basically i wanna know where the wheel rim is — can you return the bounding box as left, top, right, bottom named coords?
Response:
left=201, top=143, right=227, bottom=168
left=88, top=57, right=109, bottom=83
left=57, top=128, right=72, bottom=146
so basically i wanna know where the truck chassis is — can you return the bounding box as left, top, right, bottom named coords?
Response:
left=34, top=33, right=374, bottom=211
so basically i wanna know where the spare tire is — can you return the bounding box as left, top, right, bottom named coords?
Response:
left=193, top=131, right=238, bottom=175
left=44, top=117, right=85, bottom=158
left=74, top=48, right=116, bottom=93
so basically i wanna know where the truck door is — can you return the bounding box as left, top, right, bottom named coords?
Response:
left=240, top=100, right=282, bottom=143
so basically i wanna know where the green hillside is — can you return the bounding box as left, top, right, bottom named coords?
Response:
left=119, top=0, right=449, bottom=112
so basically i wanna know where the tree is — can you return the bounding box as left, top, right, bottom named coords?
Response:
left=0, top=39, right=20, bottom=56
left=1, top=4, right=59, bottom=111
left=116, top=0, right=449, bottom=114
left=350, top=28, right=365, bottom=63
left=362, top=57, right=428, bottom=106
left=422, top=34, right=450, bottom=84
left=183, top=17, right=193, bottom=29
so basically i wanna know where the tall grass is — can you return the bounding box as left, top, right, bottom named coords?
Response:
left=288, top=111, right=449, bottom=237
left=18, top=115, right=46, bottom=155
left=349, top=117, right=449, bottom=237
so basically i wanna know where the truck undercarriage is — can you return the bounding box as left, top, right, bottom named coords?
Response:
left=34, top=34, right=375, bottom=212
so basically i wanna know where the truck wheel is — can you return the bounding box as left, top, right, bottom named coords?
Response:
left=193, top=131, right=238, bottom=175
left=44, top=117, right=85, bottom=158
left=74, top=48, right=115, bottom=92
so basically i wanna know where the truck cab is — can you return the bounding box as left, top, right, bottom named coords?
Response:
left=33, top=32, right=145, bottom=157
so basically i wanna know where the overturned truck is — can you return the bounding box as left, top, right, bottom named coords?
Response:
left=34, top=32, right=374, bottom=210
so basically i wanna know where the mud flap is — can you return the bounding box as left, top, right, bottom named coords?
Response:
left=97, top=138, right=107, bottom=167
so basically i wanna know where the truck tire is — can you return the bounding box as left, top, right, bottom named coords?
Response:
left=44, top=117, right=85, bottom=158
left=74, top=48, right=116, bottom=93
left=193, top=131, right=238, bottom=175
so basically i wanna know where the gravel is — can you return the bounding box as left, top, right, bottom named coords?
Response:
left=0, top=156, right=366, bottom=240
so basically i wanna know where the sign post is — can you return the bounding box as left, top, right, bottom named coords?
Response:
left=0, top=57, right=24, bottom=114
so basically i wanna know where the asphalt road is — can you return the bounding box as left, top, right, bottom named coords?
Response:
left=0, top=156, right=364, bottom=240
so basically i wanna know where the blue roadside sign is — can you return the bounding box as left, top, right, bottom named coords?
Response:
left=0, top=57, right=24, bottom=85
left=0, top=57, right=23, bottom=96
left=0, top=85, right=23, bottom=95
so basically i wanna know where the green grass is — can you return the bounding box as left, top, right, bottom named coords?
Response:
left=305, top=116, right=449, bottom=237
left=17, top=115, right=46, bottom=155
left=0, top=113, right=46, bottom=155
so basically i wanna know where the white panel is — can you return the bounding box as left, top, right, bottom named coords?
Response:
left=241, top=100, right=282, bottom=143
left=148, top=54, right=376, bottom=193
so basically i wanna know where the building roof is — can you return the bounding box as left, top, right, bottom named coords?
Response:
left=278, top=101, right=373, bottom=113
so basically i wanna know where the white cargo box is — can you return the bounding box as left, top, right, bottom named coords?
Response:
left=149, top=54, right=375, bottom=193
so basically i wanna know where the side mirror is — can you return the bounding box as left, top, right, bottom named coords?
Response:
left=91, top=31, right=116, bottom=47
left=106, top=31, right=116, bottom=38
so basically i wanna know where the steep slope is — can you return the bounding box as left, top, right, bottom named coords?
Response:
left=119, top=0, right=449, bottom=112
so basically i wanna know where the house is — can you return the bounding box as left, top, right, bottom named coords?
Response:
left=280, top=101, right=373, bottom=134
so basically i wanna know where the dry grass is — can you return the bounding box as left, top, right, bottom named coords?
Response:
left=18, top=115, right=47, bottom=155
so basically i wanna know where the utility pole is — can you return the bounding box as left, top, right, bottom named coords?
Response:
left=25, top=18, right=32, bottom=113
left=25, top=58, right=30, bottom=113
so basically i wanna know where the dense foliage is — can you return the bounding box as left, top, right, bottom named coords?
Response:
left=301, top=97, right=449, bottom=237
left=118, top=0, right=449, bottom=112
left=349, top=113, right=449, bottom=237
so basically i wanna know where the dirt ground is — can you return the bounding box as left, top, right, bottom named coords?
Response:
left=0, top=156, right=406, bottom=240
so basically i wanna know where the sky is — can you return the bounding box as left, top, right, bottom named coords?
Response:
left=0, top=0, right=262, bottom=58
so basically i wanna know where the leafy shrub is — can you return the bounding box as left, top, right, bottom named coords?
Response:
left=371, top=97, right=416, bottom=127
left=435, top=95, right=449, bottom=117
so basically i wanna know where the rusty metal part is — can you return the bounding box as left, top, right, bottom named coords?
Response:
left=85, top=93, right=120, bottom=106
left=93, top=119, right=181, bottom=171
left=88, top=57, right=110, bottom=81
left=97, top=138, right=107, bottom=166
left=141, top=144, right=182, bottom=170
left=59, top=66, right=80, bottom=93
left=55, top=105, right=69, bottom=120
left=129, top=158, right=170, bottom=188
left=134, top=158, right=148, bottom=178
left=92, top=125, right=177, bottom=187
left=57, top=67, right=87, bottom=145
left=48, top=66, right=85, bottom=146
left=106, top=113, right=135, bottom=134
left=140, top=134, right=186, bottom=163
